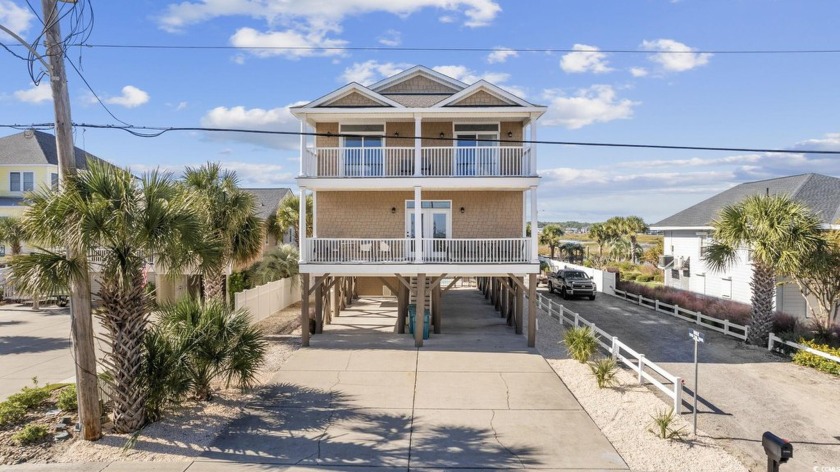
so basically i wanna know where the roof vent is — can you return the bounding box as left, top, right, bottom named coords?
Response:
left=23, top=129, right=34, bottom=139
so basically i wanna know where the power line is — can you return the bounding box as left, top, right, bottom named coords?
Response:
left=3, top=122, right=838, bottom=155
left=67, top=44, right=840, bottom=55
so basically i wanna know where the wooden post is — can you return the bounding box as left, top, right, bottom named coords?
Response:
left=314, top=276, right=323, bottom=334
left=332, top=278, right=340, bottom=324
left=484, top=277, right=491, bottom=299
left=494, top=278, right=502, bottom=313
left=432, top=281, right=442, bottom=334
left=323, top=284, right=331, bottom=328
left=301, top=273, right=310, bottom=347
left=415, top=273, right=426, bottom=347
left=528, top=273, right=537, bottom=347
left=397, top=277, right=407, bottom=334
left=507, top=278, right=515, bottom=327
left=515, top=277, right=524, bottom=335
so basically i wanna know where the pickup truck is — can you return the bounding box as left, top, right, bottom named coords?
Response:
left=547, top=269, right=597, bottom=300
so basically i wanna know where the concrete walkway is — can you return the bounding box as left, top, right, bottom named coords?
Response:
left=1, top=289, right=628, bottom=471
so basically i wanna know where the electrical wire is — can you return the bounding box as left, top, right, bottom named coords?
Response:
left=2, top=122, right=838, bottom=155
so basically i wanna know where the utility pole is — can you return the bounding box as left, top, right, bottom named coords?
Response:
left=40, top=0, right=101, bottom=440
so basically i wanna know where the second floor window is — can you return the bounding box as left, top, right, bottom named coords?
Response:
left=10, top=172, right=34, bottom=192
left=341, top=124, right=384, bottom=177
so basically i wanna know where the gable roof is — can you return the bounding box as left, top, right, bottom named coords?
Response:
left=299, top=83, right=403, bottom=109
left=369, top=66, right=467, bottom=94
left=652, top=173, right=840, bottom=229
left=243, top=187, right=294, bottom=220
left=435, top=80, right=532, bottom=108
left=0, top=129, right=109, bottom=169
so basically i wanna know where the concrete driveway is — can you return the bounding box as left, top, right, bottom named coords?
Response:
left=540, top=288, right=840, bottom=472
left=202, top=290, right=628, bottom=470
left=0, top=305, right=76, bottom=399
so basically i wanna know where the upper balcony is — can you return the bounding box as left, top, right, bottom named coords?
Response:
left=302, top=146, right=534, bottom=179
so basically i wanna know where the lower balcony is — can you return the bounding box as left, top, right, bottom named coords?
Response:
left=306, top=238, right=532, bottom=264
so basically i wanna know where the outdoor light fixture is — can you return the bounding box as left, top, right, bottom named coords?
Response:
left=391, top=207, right=396, bottom=214
left=460, top=207, right=465, bottom=214
left=507, top=131, right=513, bottom=138
left=394, top=131, right=399, bottom=137
left=439, top=132, right=445, bottom=139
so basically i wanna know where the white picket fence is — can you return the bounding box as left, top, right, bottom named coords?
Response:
left=612, top=288, right=750, bottom=341
left=767, top=333, right=840, bottom=364
left=234, top=276, right=301, bottom=323
left=536, top=293, right=683, bottom=414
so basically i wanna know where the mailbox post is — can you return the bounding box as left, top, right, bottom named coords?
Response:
left=689, top=329, right=704, bottom=435
left=762, top=431, right=793, bottom=471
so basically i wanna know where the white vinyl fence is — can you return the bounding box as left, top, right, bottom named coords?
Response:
left=234, top=276, right=301, bottom=323
left=536, top=293, right=683, bottom=414
left=768, top=333, right=840, bottom=364
left=612, top=288, right=750, bottom=342
left=541, top=258, right=617, bottom=296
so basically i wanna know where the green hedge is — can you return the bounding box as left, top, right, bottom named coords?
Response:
left=792, top=340, right=840, bottom=376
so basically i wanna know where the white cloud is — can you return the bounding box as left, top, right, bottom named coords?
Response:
left=641, top=39, right=712, bottom=72
left=104, top=86, right=150, bottom=108
left=378, top=29, right=401, bottom=47
left=541, top=85, right=639, bottom=129
left=340, top=61, right=412, bottom=85
left=0, top=0, right=34, bottom=39
left=438, top=15, right=455, bottom=23
left=629, top=67, right=648, bottom=77
left=13, top=83, right=51, bottom=104
left=229, top=27, right=347, bottom=59
left=200, top=102, right=307, bottom=150
left=560, top=44, right=612, bottom=74
left=432, top=65, right=507, bottom=85
left=175, top=101, right=188, bottom=111
left=131, top=161, right=295, bottom=187
left=487, top=47, right=518, bottom=64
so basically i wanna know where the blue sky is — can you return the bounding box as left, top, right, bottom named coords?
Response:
left=1, top=0, right=839, bottom=223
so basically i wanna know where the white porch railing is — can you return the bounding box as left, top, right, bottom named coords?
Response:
left=302, top=146, right=532, bottom=177
left=306, top=238, right=531, bottom=264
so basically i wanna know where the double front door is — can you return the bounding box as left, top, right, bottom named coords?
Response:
left=405, top=201, right=451, bottom=260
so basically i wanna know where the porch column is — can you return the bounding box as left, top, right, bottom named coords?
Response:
left=299, top=186, right=308, bottom=261
left=529, top=114, right=538, bottom=176
left=314, top=276, right=323, bottom=334
left=515, top=277, right=524, bottom=335
left=414, top=186, right=423, bottom=263
left=299, top=120, right=306, bottom=176
left=300, top=273, right=310, bottom=347
left=528, top=273, right=537, bottom=347
left=332, top=278, right=341, bottom=323
left=397, top=277, right=408, bottom=334
left=522, top=190, right=528, bottom=237
left=432, top=281, right=442, bottom=334
left=530, top=186, right=538, bottom=263
left=312, top=190, right=317, bottom=237
left=415, top=273, right=426, bottom=347
left=414, top=115, right=422, bottom=176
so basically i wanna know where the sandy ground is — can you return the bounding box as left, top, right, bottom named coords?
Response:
left=533, top=304, right=749, bottom=472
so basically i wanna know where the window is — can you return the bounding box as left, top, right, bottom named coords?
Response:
left=9, top=172, right=33, bottom=192
left=454, top=123, right=499, bottom=176
left=51, top=173, right=59, bottom=190
left=340, top=124, right=384, bottom=176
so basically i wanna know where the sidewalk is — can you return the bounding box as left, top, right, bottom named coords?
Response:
left=2, top=289, right=628, bottom=471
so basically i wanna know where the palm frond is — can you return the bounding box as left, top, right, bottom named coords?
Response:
left=8, top=249, right=83, bottom=296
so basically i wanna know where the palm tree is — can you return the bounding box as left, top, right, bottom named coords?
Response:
left=605, top=216, right=647, bottom=263
left=253, top=244, right=299, bottom=285
left=0, top=217, right=26, bottom=256
left=587, top=223, right=614, bottom=258
left=275, top=194, right=313, bottom=246
left=183, top=163, right=263, bottom=302
left=703, top=194, right=823, bottom=345
left=10, top=160, right=217, bottom=433
left=538, top=224, right=564, bottom=259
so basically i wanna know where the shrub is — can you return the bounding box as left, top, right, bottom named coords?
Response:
left=792, top=340, right=840, bottom=376
left=589, top=358, right=618, bottom=388
left=12, top=424, right=48, bottom=445
left=772, top=312, right=799, bottom=334
left=636, top=274, right=654, bottom=283
left=562, top=326, right=598, bottom=363
left=142, top=326, right=190, bottom=422
left=0, top=401, right=26, bottom=426
left=649, top=408, right=685, bottom=440
left=154, top=298, right=267, bottom=402
left=7, top=386, right=50, bottom=410
left=56, top=385, right=78, bottom=411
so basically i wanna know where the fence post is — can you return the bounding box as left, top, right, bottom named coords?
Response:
left=638, top=354, right=645, bottom=384
left=767, top=332, right=775, bottom=351
left=674, top=377, right=682, bottom=414
left=695, top=311, right=702, bottom=325
left=611, top=336, right=618, bottom=360
left=574, top=312, right=579, bottom=327
left=655, top=299, right=659, bottom=312
left=674, top=304, right=679, bottom=317
left=723, top=318, right=730, bottom=336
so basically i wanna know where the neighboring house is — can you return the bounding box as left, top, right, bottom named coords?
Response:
left=0, top=129, right=107, bottom=218
left=651, top=173, right=840, bottom=319
left=243, top=187, right=295, bottom=248
left=291, top=65, right=546, bottom=345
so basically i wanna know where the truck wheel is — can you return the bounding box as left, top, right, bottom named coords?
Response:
left=561, top=288, right=568, bottom=300
left=548, top=282, right=554, bottom=294
left=589, top=294, right=596, bottom=301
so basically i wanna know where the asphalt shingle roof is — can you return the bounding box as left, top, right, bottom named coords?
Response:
left=652, top=173, right=840, bottom=228
left=0, top=129, right=108, bottom=169
left=243, top=188, right=293, bottom=220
